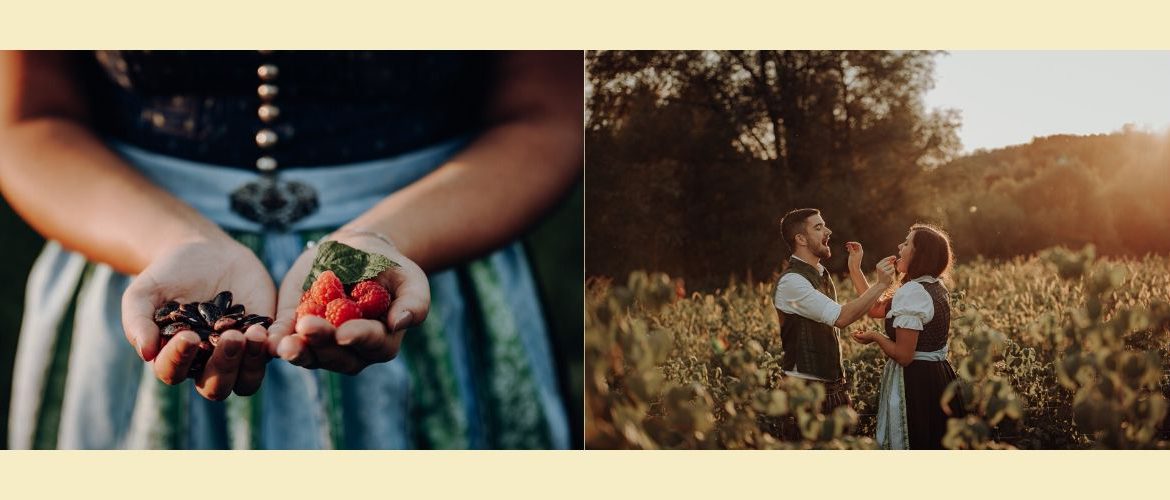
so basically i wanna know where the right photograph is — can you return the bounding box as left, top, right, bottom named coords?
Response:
left=585, top=50, right=1170, bottom=449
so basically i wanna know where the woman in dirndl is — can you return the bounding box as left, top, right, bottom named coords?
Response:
left=0, top=51, right=578, bottom=449
left=848, top=224, right=967, bottom=449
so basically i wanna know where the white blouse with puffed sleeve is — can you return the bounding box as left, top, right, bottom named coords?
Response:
left=885, top=276, right=939, bottom=331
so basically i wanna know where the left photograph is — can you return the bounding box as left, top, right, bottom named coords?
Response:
left=0, top=50, right=583, bottom=449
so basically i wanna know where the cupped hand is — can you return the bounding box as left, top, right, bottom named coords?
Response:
left=851, top=330, right=877, bottom=344
left=267, top=230, right=429, bottom=375
left=121, top=237, right=276, bottom=400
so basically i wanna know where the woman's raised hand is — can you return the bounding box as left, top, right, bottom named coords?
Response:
left=875, top=256, right=897, bottom=285
left=846, top=241, right=864, bottom=271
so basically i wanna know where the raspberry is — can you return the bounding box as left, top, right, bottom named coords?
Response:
left=350, top=280, right=391, bottom=320
left=325, top=298, right=362, bottom=327
left=296, top=299, right=326, bottom=322
left=309, top=270, right=345, bottom=305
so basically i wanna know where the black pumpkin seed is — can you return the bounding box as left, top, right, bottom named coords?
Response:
left=179, top=302, right=199, bottom=316
left=154, top=302, right=180, bottom=324
left=150, top=291, right=271, bottom=378
left=240, top=315, right=273, bottom=329
left=165, top=308, right=187, bottom=324
left=160, top=322, right=187, bottom=338
left=188, top=341, right=215, bottom=377
left=212, top=291, right=233, bottom=310
left=198, top=302, right=223, bottom=325
left=213, top=316, right=239, bottom=332
left=193, top=327, right=214, bottom=341
left=179, top=310, right=206, bottom=328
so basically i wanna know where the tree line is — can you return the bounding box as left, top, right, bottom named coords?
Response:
left=586, top=50, right=1170, bottom=289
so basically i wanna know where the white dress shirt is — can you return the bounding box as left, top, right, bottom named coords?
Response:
left=773, top=256, right=843, bottom=326
left=773, top=255, right=843, bottom=381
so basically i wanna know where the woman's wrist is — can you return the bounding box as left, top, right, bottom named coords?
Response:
left=328, top=227, right=397, bottom=249
left=145, top=221, right=236, bottom=262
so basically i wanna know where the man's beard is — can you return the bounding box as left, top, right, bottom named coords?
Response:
left=813, top=243, right=831, bottom=260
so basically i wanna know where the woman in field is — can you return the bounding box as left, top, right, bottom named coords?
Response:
left=846, top=224, right=966, bottom=449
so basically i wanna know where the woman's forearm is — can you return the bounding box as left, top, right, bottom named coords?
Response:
left=0, top=118, right=229, bottom=274
left=873, top=329, right=918, bottom=367
left=341, top=52, right=581, bottom=272
left=848, top=265, right=869, bottom=295
left=872, top=335, right=899, bottom=361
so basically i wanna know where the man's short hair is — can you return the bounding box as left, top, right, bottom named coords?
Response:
left=779, top=208, right=821, bottom=252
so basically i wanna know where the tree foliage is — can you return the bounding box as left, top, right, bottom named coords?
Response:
left=587, top=51, right=1170, bottom=289
left=586, top=50, right=960, bottom=288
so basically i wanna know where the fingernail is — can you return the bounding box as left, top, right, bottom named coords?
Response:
left=277, top=340, right=298, bottom=361
left=246, top=341, right=263, bottom=357
left=392, top=311, right=413, bottom=331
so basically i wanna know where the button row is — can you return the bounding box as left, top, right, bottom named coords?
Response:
left=257, top=83, right=279, bottom=101
left=255, top=54, right=282, bottom=172
left=258, top=104, right=280, bottom=123
left=255, top=129, right=278, bottom=148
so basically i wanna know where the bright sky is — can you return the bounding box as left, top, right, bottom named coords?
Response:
left=924, top=51, right=1170, bottom=153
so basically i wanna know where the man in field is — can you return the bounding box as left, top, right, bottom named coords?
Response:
left=774, top=208, right=894, bottom=414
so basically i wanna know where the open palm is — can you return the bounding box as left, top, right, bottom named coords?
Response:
left=121, top=238, right=276, bottom=400
left=267, top=231, right=429, bottom=375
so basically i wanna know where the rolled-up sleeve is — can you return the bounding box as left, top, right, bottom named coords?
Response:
left=775, top=274, right=842, bottom=326
left=886, top=281, right=935, bottom=330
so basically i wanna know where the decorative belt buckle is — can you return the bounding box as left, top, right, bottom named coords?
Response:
left=229, top=176, right=319, bottom=231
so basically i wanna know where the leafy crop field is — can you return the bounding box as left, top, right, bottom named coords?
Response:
left=585, top=247, right=1170, bottom=449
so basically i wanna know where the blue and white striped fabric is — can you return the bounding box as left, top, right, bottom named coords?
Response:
left=875, top=346, right=948, bottom=450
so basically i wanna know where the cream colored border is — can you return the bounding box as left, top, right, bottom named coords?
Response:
left=4, top=1, right=1170, bottom=498
left=0, top=1, right=1168, bottom=48
left=2, top=450, right=1168, bottom=496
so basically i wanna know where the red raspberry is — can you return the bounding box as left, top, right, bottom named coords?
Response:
left=296, top=299, right=326, bottom=322
left=310, top=270, right=345, bottom=305
left=325, top=298, right=362, bottom=327
left=350, top=280, right=391, bottom=320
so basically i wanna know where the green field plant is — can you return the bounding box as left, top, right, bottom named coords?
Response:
left=586, top=247, right=1170, bottom=449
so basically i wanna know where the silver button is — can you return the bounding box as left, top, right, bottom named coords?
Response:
left=255, top=129, right=278, bottom=148
left=256, top=156, right=278, bottom=172
left=257, top=64, right=279, bottom=81
left=257, top=84, right=279, bottom=101
left=258, top=104, right=281, bottom=123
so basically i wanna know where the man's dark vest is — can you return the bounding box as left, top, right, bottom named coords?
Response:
left=778, top=257, right=844, bottom=381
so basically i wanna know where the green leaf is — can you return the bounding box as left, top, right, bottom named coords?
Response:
left=302, top=240, right=399, bottom=291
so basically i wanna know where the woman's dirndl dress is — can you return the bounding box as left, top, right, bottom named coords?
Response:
left=875, top=275, right=966, bottom=449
